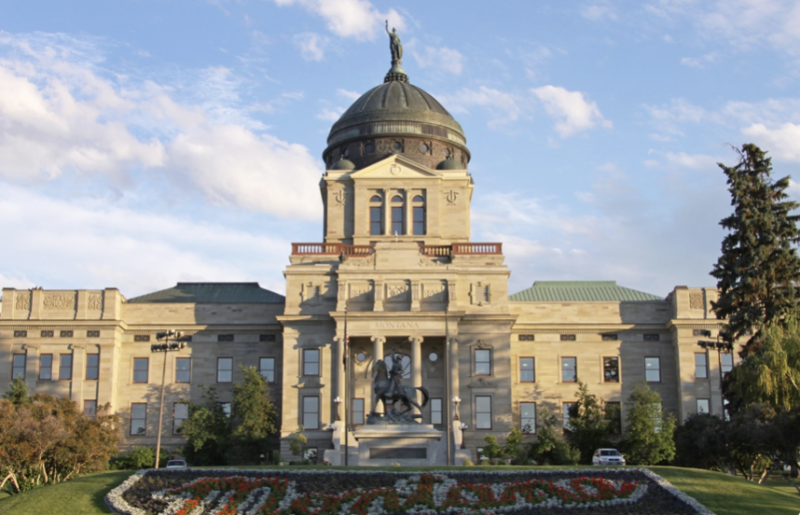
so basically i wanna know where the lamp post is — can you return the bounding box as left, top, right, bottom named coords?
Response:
left=152, top=330, right=185, bottom=469
left=458, top=423, right=468, bottom=449
left=452, top=396, right=461, bottom=421
left=334, top=396, right=343, bottom=421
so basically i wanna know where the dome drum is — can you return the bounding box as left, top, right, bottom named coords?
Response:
left=325, top=136, right=468, bottom=171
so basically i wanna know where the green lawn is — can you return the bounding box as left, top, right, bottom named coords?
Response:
left=0, top=466, right=797, bottom=515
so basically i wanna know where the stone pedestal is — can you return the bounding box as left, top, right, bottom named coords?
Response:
left=352, top=423, right=444, bottom=466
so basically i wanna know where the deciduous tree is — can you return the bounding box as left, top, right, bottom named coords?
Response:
left=565, top=382, right=613, bottom=464
left=621, top=382, right=676, bottom=465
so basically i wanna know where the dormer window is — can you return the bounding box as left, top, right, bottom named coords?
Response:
left=412, top=195, right=426, bottom=235
left=370, top=195, right=383, bottom=235
left=391, top=195, right=404, bottom=235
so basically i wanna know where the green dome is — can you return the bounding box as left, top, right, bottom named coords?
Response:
left=436, top=157, right=463, bottom=170
left=330, top=156, right=356, bottom=170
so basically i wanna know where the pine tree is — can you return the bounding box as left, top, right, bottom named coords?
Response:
left=711, top=143, right=800, bottom=355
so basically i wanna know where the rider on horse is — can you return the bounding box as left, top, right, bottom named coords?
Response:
left=387, top=350, right=404, bottom=397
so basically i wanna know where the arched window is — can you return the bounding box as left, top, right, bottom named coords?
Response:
left=370, top=195, right=383, bottom=235
left=412, top=195, right=425, bottom=235
left=391, top=195, right=404, bottom=235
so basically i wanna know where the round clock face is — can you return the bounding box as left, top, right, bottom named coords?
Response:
left=428, top=352, right=439, bottom=362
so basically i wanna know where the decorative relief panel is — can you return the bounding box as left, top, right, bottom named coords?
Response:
left=445, top=190, right=459, bottom=207
left=386, top=283, right=410, bottom=301
left=423, top=282, right=447, bottom=301
left=14, top=292, right=31, bottom=311
left=43, top=293, right=75, bottom=310
left=689, top=292, right=704, bottom=309
left=349, top=283, right=373, bottom=301
left=88, top=294, right=103, bottom=311
left=332, top=189, right=346, bottom=207
left=470, top=282, right=491, bottom=306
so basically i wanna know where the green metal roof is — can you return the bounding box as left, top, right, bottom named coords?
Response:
left=127, top=283, right=285, bottom=304
left=509, top=281, right=663, bottom=302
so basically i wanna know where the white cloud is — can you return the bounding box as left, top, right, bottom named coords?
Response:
left=437, top=86, right=526, bottom=128
left=646, top=150, right=719, bottom=170
left=412, top=45, right=464, bottom=75
left=680, top=52, right=717, bottom=68
left=317, top=106, right=344, bottom=121
left=643, top=98, right=716, bottom=139
left=272, top=0, right=404, bottom=41
left=0, top=184, right=290, bottom=297
left=531, top=85, right=612, bottom=138
left=336, top=88, right=360, bottom=101
left=581, top=2, right=618, bottom=21
left=741, top=122, right=800, bottom=162
left=293, top=32, right=327, bottom=61
left=0, top=32, right=323, bottom=220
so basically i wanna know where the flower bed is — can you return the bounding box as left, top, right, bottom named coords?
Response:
left=105, top=468, right=713, bottom=515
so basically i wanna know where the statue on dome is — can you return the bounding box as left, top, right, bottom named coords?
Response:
left=385, top=20, right=403, bottom=62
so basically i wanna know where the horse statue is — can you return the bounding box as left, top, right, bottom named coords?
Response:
left=370, top=359, right=429, bottom=423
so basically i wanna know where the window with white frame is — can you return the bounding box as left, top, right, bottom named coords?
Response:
left=475, top=396, right=492, bottom=429
left=520, top=357, right=535, bottom=382
left=175, top=357, right=191, bottom=383
left=474, top=349, right=491, bottom=376
left=302, top=396, right=319, bottom=430
left=259, top=357, right=275, bottom=383
left=645, top=357, right=661, bottom=382
left=217, top=357, right=233, bottom=383
left=352, top=398, right=365, bottom=426
left=521, top=402, right=536, bottom=433
left=430, top=398, right=443, bottom=425
left=561, top=357, right=577, bottom=382
left=303, top=349, right=320, bottom=376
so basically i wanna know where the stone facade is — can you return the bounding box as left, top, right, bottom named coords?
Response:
left=0, top=62, right=729, bottom=463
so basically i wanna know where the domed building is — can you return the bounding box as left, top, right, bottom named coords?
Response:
left=0, top=41, right=727, bottom=465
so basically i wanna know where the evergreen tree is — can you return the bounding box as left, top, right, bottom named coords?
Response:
left=3, top=377, right=29, bottom=406
left=711, top=143, right=800, bottom=355
left=565, top=382, right=613, bottom=464
left=231, top=366, right=278, bottom=462
left=621, top=382, right=676, bottom=465
left=526, top=407, right=580, bottom=465
left=179, top=387, right=232, bottom=465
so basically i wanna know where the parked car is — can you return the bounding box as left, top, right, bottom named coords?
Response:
left=165, top=460, right=187, bottom=468
left=592, top=448, right=626, bottom=466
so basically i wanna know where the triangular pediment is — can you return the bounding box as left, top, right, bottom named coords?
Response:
left=350, top=154, right=442, bottom=179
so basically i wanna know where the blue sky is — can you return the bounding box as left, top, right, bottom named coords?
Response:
left=2, top=0, right=800, bottom=299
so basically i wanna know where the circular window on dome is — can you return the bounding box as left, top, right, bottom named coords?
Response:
left=342, top=148, right=350, bottom=158
left=419, top=143, right=430, bottom=154
left=356, top=352, right=366, bottom=363
left=365, top=142, right=375, bottom=154
left=392, top=141, right=403, bottom=152
left=429, top=352, right=439, bottom=362
left=444, top=149, right=452, bottom=159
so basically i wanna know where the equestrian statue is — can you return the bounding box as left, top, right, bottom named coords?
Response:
left=369, top=350, right=429, bottom=423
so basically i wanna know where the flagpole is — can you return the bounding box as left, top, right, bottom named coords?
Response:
left=343, top=305, right=349, bottom=466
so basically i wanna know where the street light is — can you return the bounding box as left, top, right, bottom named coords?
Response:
left=333, top=396, right=343, bottom=421
left=452, top=396, right=461, bottom=421
left=152, top=330, right=185, bottom=469
left=458, top=423, right=468, bottom=449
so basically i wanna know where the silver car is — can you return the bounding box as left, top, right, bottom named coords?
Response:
left=592, top=448, right=626, bottom=466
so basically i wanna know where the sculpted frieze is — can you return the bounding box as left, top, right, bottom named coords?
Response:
left=43, top=293, right=75, bottom=310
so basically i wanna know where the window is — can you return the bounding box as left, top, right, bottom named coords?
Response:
left=352, top=398, right=365, bottom=426
left=601, top=333, right=618, bottom=341
left=84, top=400, right=97, bottom=419
left=134, top=335, right=150, bottom=342
left=563, top=402, right=577, bottom=431
left=12, top=354, right=26, bottom=379
left=697, top=398, right=710, bottom=414
left=14, top=330, right=27, bottom=338
left=475, top=396, right=492, bottom=429
left=41, top=330, right=54, bottom=337
left=519, top=357, right=535, bottom=382
left=59, top=354, right=73, bottom=380
left=645, top=357, right=661, bottom=382
left=560, top=334, right=576, bottom=341
left=217, top=357, right=233, bottom=383
left=603, top=357, right=619, bottom=383
left=133, top=358, right=148, bottom=383
left=518, top=334, right=535, bottom=341
left=302, top=396, right=319, bottom=430
left=39, top=354, right=53, bottom=380
left=87, top=330, right=100, bottom=338
left=259, top=357, right=275, bottom=383
left=369, top=195, right=383, bottom=235
left=86, top=354, right=99, bottom=380
left=644, top=334, right=660, bottom=341
left=60, top=330, right=73, bottom=338
left=605, top=402, right=622, bottom=434
left=218, top=334, right=234, bottom=342
left=561, top=357, right=577, bottom=382
left=391, top=195, right=404, bottom=235
left=521, top=402, right=536, bottom=434
left=474, top=349, right=491, bottom=376
left=130, top=403, right=147, bottom=435
left=695, top=353, right=708, bottom=379
left=174, top=403, right=189, bottom=434
left=430, top=398, right=443, bottom=425
left=260, top=334, right=276, bottom=342
left=303, top=349, right=320, bottom=376
left=175, top=357, right=191, bottom=383
left=412, top=195, right=425, bottom=235
left=720, top=353, right=733, bottom=376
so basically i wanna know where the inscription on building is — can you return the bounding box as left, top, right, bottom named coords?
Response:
left=372, top=321, right=421, bottom=330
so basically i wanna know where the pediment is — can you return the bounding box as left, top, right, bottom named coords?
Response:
left=350, top=155, right=442, bottom=179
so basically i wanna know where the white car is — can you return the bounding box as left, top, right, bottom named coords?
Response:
left=592, top=448, right=626, bottom=466
left=165, top=460, right=187, bottom=468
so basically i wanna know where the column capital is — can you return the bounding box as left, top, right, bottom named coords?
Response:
left=408, top=335, right=424, bottom=345
left=370, top=335, right=386, bottom=344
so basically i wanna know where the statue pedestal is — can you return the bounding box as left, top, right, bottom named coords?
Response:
left=352, top=423, right=444, bottom=466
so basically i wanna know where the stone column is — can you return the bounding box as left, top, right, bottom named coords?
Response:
left=371, top=336, right=385, bottom=364
left=409, top=336, right=423, bottom=388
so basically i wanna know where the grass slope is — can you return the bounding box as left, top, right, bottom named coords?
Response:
left=0, top=466, right=796, bottom=515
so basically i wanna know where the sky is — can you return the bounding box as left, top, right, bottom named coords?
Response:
left=2, top=0, right=800, bottom=300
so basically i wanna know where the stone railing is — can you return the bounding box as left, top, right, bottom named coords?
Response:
left=292, top=243, right=502, bottom=256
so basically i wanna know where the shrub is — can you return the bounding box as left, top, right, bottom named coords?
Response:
left=109, top=447, right=169, bottom=470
